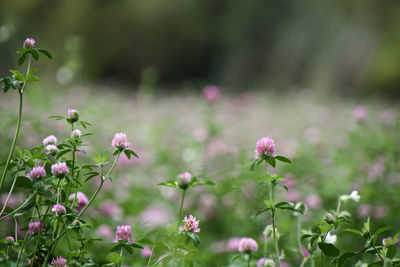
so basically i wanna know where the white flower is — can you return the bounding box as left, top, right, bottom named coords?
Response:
left=340, top=190, right=360, bottom=202
left=325, top=232, right=337, bottom=244
left=349, top=191, right=360, bottom=202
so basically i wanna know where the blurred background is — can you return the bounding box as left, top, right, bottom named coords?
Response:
left=1, top=1, right=400, bottom=266
left=1, top=0, right=400, bottom=96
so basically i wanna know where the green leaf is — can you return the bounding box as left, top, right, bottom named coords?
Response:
left=186, top=232, right=200, bottom=246
left=334, top=251, right=359, bottom=267
left=318, top=242, right=340, bottom=257
left=387, top=245, right=396, bottom=259
left=31, top=49, right=39, bottom=60
left=267, top=156, right=276, bottom=168
left=38, top=49, right=53, bottom=59
left=9, top=69, right=25, bottom=81
left=131, top=243, right=144, bottom=249
left=255, top=207, right=271, bottom=216
left=106, top=252, right=124, bottom=264
left=19, top=193, right=36, bottom=211
left=275, top=155, right=291, bottom=163
left=250, top=158, right=263, bottom=171
left=15, top=176, right=33, bottom=189
left=18, top=52, right=28, bottom=65
left=342, top=228, right=362, bottom=235
left=157, top=180, right=179, bottom=189
left=373, top=226, right=393, bottom=237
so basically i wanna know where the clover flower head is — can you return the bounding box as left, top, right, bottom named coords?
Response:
left=27, top=166, right=46, bottom=179
left=179, top=214, right=200, bottom=233
left=238, top=237, right=258, bottom=253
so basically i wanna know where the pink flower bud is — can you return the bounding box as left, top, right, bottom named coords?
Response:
left=23, top=38, right=35, bottom=48
left=52, top=204, right=66, bottom=215
left=179, top=172, right=192, bottom=189
left=51, top=162, right=69, bottom=178
left=27, top=166, right=46, bottom=179
left=50, top=256, right=67, bottom=267
left=68, top=109, right=79, bottom=122
left=46, top=144, right=59, bottom=154
left=5, top=236, right=14, bottom=245
left=202, top=85, right=221, bottom=102
left=43, top=135, right=57, bottom=146
left=71, top=129, right=82, bottom=138
left=28, top=221, right=45, bottom=234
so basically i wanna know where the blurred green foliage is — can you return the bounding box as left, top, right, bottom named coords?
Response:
left=1, top=0, right=400, bottom=96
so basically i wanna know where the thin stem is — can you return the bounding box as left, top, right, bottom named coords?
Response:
left=371, top=240, right=384, bottom=262
left=66, top=123, right=77, bottom=207
left=264, top=232, right=268, bottom=257
left=297, top=215, right=303, bottom=257
left=336, top=200, right=342, bottom=215
left=0, top=172, right=19, bottom=217
left=0, top=55, right=31, bottom=193
left=147, top=233, right=158, bottom=267
left=16, top=207, right=35, bottom=267
left=14, top=216, right=18, bottom=241
left=119, top=248, right=123, bottom=267
left=247, top=253, right=251, bottom=267
left=55, top=178, right=61, bottom=204
left=270, top=182, right=281, bottom=267
left=178, top=189, right=186, bottom=221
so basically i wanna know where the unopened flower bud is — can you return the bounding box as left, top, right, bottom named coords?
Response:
left=325, top=213, right=335, bottom=224
left=71, top=129, right=82, bottom=138
left=179, top=172, right=192, bottom=189
left=23, top=38, right=35, bottom=48
left=5, top=236, right=14, bottom=245
left=68, top=109, right=79, bottom=122
left=52, top=204, right=66, bottom=215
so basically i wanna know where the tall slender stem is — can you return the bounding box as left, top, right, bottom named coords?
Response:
left=297, top=215, right=303, bottom=257
left=270, top=182, right=281, bottom=267
left=0, top=55, right=31, bottom=193
left=0, top=172, right=19, bottom=217
left=178, top=189, right=186, bottom=221
left=247, top=254, right=251, bottom=267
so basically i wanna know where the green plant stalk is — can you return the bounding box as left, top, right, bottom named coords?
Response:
left=67, top=123, right=78, bottom=207
left=297, top=215, right=303, bottom=257
left=16, top=207, right=35, bottom=267
left=0, top=172, right=19, bottom=217
left=270, top=182, right=281, bottom=267
left=371, top=239, right=384, bottom=262
left=147, top=233, right=158, bottom=267
left=0, top=55, right=31, bottom=193
left=178, top=189, right=186, bottom=221
left=247, top=254, right=252, bottom=267
left=31, top=203, right=42, bottom=267
left=119, top=248, right=123, bottom=267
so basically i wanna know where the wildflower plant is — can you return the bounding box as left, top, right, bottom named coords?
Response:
left=251, top=136, right=303, bottom=267
left=0, top=39, right=143, bottom=266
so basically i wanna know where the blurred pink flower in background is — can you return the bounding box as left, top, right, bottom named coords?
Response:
left=352, top=106, right=367, bottom=121
left=100, top=200, right=122, bottom=218
left=1, top=193, right=24, bottom=208
left=368, top=156, right=385, bottom=181
left=379, top=110, right=395, bottom=126
left=97, top=225, right=114, bottom=241
left=287, top=189, right=301, bottom=202
left=305, top=194, right=322, bottom=209
left=303, top=126, right=321, bottom=144
left=238, top=237, right=258, bottom=253
left=141, top=246, right=153, bottom=258
left=281, top=260, right=291, bottom=267
left=226, top=237, right=241, bottom=251
left=374, top=205, right=388, bottom=219
left=199, top=194, right=217, bottom=219
left=358, top=204, right=371, bottom=217
left=284, top=175, right=296, bottom=189
left=202, top=85, right=221, bottom=102
left=208, top=139, right=238, bottom=157
left=140, top=204, right=173, bottom=229
left=69, top=192, right=89, bottom=212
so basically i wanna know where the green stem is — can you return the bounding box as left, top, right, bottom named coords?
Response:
left=0, top=55, right=31, bottom=193
left=247, top=254, right=251, bottom=267
left=119, top=248, right=123, bottom=267
left=270, top=181, right=281, bottom=267
left=67, top=123, right=77, bottom=207
left=178, top=189, right=186, bottom=221
left=16, top=207, right=35, bottom=267
left=297, top=215, right=303, bottom=257
left=371, top=240, right=384, bottom=262
left=147, top=233, right=158, bottom=267
left=336, top=200, right=342, bottom=215
left=0, top=172, right=19, bottom=217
